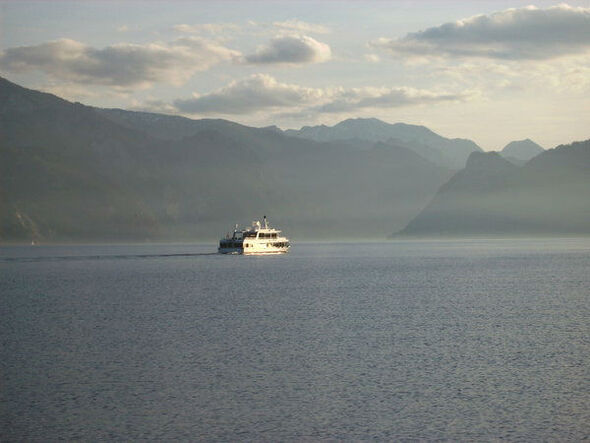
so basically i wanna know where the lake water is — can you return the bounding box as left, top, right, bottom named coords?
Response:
left=1, top=239, right=589, bottom=440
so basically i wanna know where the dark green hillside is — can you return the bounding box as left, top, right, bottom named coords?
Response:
left=0, top=78, right=159, bottom=241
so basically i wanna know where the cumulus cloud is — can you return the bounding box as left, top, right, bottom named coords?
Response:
left=244, top=35, right=331, bottom=64
left=371, top=4, right=590, bottom=60
left=173, top=74, right=469, bottom=116
left=0, top=37, right=240, bottom=88
left=174, top=74, right=326, bottom=114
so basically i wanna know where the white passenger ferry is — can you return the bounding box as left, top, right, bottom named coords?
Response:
left=218, top=216, right=290, bottom=255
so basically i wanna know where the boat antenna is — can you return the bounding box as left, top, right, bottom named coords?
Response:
left=263, top=215, right=268, bottom=229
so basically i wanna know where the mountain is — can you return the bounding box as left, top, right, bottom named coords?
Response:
left=500, top=139, right=544, bottom=164
left=0, top=78, right=163, bottom=241
left=0, top=77, right=453, bottom=242
left=285, top=118, right=483, bottom=169
left=397, top=140, right=590, bottom=236
left=98, top=107, right=271, bottom=142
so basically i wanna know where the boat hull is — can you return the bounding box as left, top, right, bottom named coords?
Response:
left=243, top=249, right=288, bottom=255
left=218, top=246, right=289, bottom=255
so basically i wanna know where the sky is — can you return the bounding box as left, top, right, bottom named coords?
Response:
left=1, top=0, right=589, bottom=150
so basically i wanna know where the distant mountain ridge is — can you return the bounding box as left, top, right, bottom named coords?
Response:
left=285, top=117, right=483, bottom=169
left=98, top=108, right=271, bottom=142
left=3, top=76, right=586, bottom=242
left=398, top=140, right=590, bottom=236
left=0, top=77, right=452, bottom=242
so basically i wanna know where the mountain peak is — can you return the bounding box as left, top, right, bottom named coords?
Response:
left=285, top=117, right=481, bottom=168
left=500, top=138, right=544, bottom=162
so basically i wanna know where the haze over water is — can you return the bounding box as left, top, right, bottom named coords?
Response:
left=1, top=239, right=589, bottom=440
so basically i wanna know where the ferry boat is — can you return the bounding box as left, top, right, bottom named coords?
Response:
left=218, top=216, right=290, bottom=255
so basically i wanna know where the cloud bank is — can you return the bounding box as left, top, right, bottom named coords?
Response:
left=371, top=4, right=590, bottom=60
left=174, top=74, right=325, bottom=114
left=0, top=37, right=240, bottom=88
left=244, top=35, right=331, bottom=64
left=173, top=74, right=468, bottom=116
left=0, top=32, right=332, bottom=89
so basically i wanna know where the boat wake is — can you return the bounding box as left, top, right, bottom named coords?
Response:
left=0, top=252, right=218, bottom=263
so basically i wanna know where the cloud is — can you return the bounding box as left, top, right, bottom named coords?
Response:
left=244, top=35, right=331, bottom=64
left=371, top=4, right=590, bottom=60
left=173, top=74, right=470, bottom=116
left=172, top=20, right=329, bottom=36
left=272, top=19, right=331, bottom=34
left=0, top=37, right=240, bottom=88
left=364, top=53, right=381, bottom=63
left=174, top=74, right=325, bottom=114
left=315, top=87, right=471, bottom=113
left=173, top=23, right=240, bottom=34
left=429, top=52, right=590, bottom=96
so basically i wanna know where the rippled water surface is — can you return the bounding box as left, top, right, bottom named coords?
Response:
left=1, top=239, right=589, bottom=440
